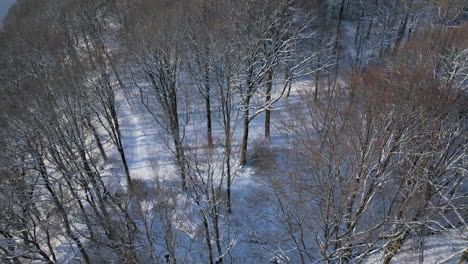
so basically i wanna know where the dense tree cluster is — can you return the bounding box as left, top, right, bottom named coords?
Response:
left=0, top=0, right=466, bottom=263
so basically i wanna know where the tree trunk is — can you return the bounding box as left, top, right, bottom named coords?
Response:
left=354, top=12, right=361, bottom=46
left=335, top=0, right=347, bottom=51
left=315, top=54, right=321, bottom=101
left=170, top=100, right=187, bottom=190
left=240, top=105, right=250, bottom=167
left=226, top=139, right=232, bottom=214
left=205, top=63, right=213, bottom=148
left=213, top=211, right=223, bottom=264
left=265, top=69, right=273, bottom=139
left=86, top=118, right=107, bottom=161
left=393, top=13, right=409, bottom=54
left=285, top=68, right=293, bottom=98
left=37, top=158, right=91, bottom=264
left=110, top=105, right=132, bottom=185
left=382, top=231, right=408, bottom=264
left=196, top=196, right=214, bottom=264
left=206, top=94, right=213, bottom=148
left=174, top=135, right=187, bottom=190
left=332, top=0, right=346, bottom=89
left=224, top=78, right=233, bottom=214
left=118, top=145, right=132, bottom=186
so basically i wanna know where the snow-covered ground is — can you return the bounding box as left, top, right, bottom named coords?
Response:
left=365, top=230, right=467, bottom=264
left=107, top=76, right=467, bottom=263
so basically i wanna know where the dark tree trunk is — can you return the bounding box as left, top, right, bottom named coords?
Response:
left=222, top=78, right=233, bottom=214
left=315, top=53, right=322, bottom=101
left=110, top=105, right=132, bottom=185
left=265, top=69, right=273, bottom=139
left=205, top=62, right=213, bottom=148
left=118, top=144, right=132, bottom=185
left=226, top=136, right=232, bottom=214
left=394, top=13, right=409, bottom=54
left=240, top=103, right=250, bottom=167
left=332, top=0, right=347, bottom=89
left=285, top=67, right=293, bottom=98
left=335, top=0, right=347, bottom=51
left=195, top=194, right=214, bottom=264
left=240, top=69, right=254, bottom=167
left=205, top=92, right=213, bottom=148
left=171, top=93, right=187, bottom=190
left=37, top=158, right=91, bottom=264
left=213, top=210, right=223, bottom=264
left=173, top=135, right=187, bottom=190
left=86, top=118, right=107, bottom=161
left=224, top=111, right=233, bottom=214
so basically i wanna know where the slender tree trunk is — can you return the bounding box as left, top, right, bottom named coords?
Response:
left=365, top=19, right=374, bottom=40
left=223, top=78, right=233, bottom=214
left=355, top=9, right=364, bottom=64
left=205, top=62, right=213, bottom=148
left=86, top=118, right=107, bottom=161
left=240, top=61, right=256, bottom=166
left=170, top=100, right=187, bottom=190
left=285, top=67, right=293, bottom=98
left=315, top=54, right=321, bottom=101
left=205, top=94, right=213, bottom=148
left=332, top=0, right=347, bottom=89
left=118, top=144, right=132, bottom=185
left=393, top=13, right=409, bottom=54
left=163, top=209, right=177, bottom=264
left=335, top=0, right=347, bottom=51
left=213, top=211, right=223, bottom=264
left=354, top=12, right=361, bottom=46
left=195, top=195, right=214, bottom=264
left=45, top=228, right=58, bottom=263
left=173, top=135, right=187, bottom=190
left=226, top=137, right=232, bottom=214
left=110, top=105, right=132, bottom=185
left=204, top=216, right=214, bottom=264
left=240, top=101, right=250, bottom=167
left=264, top=69, right=273, bottom=139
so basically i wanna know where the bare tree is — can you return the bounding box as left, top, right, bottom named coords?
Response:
left=256, top=25, right=468, bottom=263
left=234, top=0, right=315, bottom=166
left=125, top=0, right=190, bottom=190
left=186, top=0, right=218, bottom=149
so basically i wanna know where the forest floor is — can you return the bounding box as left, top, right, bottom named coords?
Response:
left=106, top=76, right=467, bottom=263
